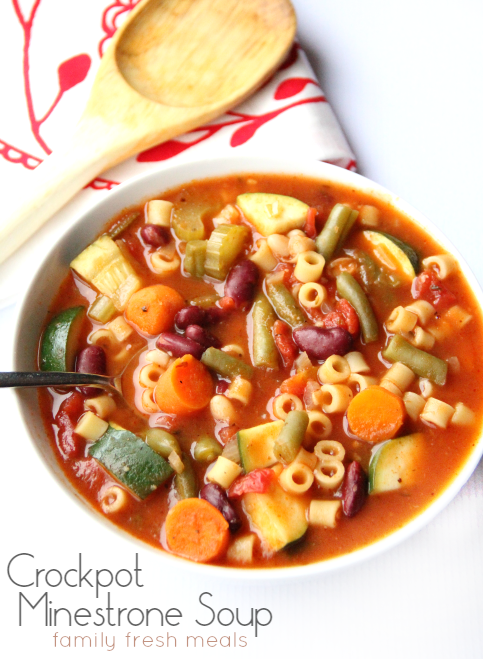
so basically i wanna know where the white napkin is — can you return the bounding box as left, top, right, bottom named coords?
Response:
left=0, top=0, right=355, bottom=306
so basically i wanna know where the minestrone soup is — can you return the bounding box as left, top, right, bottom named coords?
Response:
left=38, top=173, right=483, bottom=568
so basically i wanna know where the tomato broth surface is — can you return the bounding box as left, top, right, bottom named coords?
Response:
left=38, top=173, right=483, bottom=568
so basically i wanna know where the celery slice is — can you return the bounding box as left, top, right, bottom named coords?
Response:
left=204, top=225, right=250, bottom=280
left=88, top=296, right=117, bottom=323
left=184, top=240, right=207, bottom=278
left=111, top=273, right=142, bottom=311
left=172, top=207, right=206, bottom=241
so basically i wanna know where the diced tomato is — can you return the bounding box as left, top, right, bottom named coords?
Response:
left=304, top=207, right=317, bottom=239
left=412, top=270, right=457, bottom=311
left=280, top=366, right=318, bottom=396
left=337, top=299, right=360, bottom=335
left=228, top=468, right=275, bottom=498
left=273, top=319, right=299, bottom=367
left=59, top=390, right=85, bottom=417
left=277, top=263, right=298, bottom=288
left=321, top=309, right=346, bottom=330
left=218, top=425, right=239, bottom=445
left=320, top=299, right=360, bottom=336
left=54, top=392, right=85, bottom=459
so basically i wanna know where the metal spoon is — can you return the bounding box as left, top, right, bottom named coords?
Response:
left=0, top=0, right=296, bottom=263
left=0, top=372, right=122, bottom=397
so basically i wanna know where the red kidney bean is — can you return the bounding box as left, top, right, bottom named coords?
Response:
left=341, top=461, right=368, bottom=518
left=76, top=345, right=107, bottom=396
left=292, top=326, right=352, bottom=361
left=185, top=324, right=221, bottom=349
left=175, top=305, right=208, bottom=330
left=200, top=483, right=241, bottom=532
left=224, top=260, right=259, bottom=308
left=140, top=224, right=170, bottom=247
left=205, top=306, right=226, bottom=324
left=156, top=332, right=205, bottom=360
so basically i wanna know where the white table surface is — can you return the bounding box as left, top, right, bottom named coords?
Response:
left=1, top=1, right=482, bottom=657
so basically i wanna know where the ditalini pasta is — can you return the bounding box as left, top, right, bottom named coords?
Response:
left=37, top=172, right=483, bottom=569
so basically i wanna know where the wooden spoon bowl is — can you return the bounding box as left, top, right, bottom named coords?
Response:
left=0, top=0, right=295, bottom=263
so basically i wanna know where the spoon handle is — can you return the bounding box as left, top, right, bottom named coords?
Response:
left=0, top=124, right=121, bottom=265
left=0, top=371, right=113, bottom=389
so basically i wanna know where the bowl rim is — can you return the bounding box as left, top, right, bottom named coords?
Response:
left=11, top=154, right=483, bottom=580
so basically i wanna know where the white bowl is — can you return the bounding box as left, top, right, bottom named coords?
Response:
left=11, top=156, right=483, bottom=579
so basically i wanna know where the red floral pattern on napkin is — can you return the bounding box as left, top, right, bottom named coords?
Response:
left=0, top=0, right=356, bottom=306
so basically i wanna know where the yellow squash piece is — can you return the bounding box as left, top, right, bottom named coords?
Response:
left=237, top=193, right=309, bottom=236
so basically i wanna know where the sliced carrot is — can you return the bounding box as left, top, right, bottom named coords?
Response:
left=219, top=296, right=236, bottom=311
left=280, top=366, right=318, bottom=396
left=125, top=285, right=184, bottom=335
left=346, top=385, right=405, bottom=443
left=165, top=498, right=230, bottom=563
left=154, top=354, right=214, bottom=415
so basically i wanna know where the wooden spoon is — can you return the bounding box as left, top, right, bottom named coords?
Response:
left=0, top=0, right=296, bottom=263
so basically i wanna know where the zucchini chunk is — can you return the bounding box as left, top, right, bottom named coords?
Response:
left=70, top=235, right=142, bottom=311
left=243, top=481, right=308, bottom=552
left=89, top=425, right=173, bottom=499
left=237, top=193, right=309, bottom=236
left=362, top=231, right=419, bottom=279
left=369, top=433, right=423, bottom=494
left=40, top=306, right=86, bottom=372
left=237, top=420, right=284, bottom=472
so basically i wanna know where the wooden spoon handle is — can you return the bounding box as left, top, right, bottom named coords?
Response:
left=0, top=119, right=132, bottom=264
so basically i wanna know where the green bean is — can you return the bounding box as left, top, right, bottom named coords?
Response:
left=108, top=211, right=141, bottom=240
left=383, top=334, right=448, bottom=385
left=193, top=436, right=222, bottom=463
left=175, top=453, right=198, bottom=499
left=266, top=280, right=306, bottom=329
left=184, top=240, right=207, bottom=278
left=315, top=204, right=358, bottom=261
left=273, top=410, right=309, bottom=464
left=143, top=428, right=181, bottom=459
left=201, top=347, right=254, bottom=380
left=252, top=293, right=279, bottom=369
left=336, top=272, right=379, bottom=343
